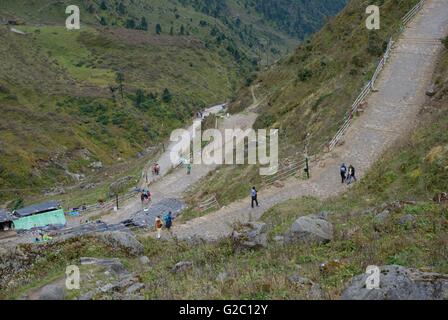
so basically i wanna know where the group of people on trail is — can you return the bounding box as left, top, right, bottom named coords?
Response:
left=154, top=211, right=174, bottom=239
left=152, top=163, right=161, bottom=176
left=196, top=110, right=205, bottom=119
left=340, top=163, right=357, bottom=185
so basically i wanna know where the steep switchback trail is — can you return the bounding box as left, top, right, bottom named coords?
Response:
left=171, top=0, right=448, bottom=242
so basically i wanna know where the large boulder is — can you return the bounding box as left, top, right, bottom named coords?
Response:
left=231, top=222, right=268, bottom=250
left=341, top=265, right=448, bottom=300
left=94, top=231, right=144, bottom=256
left=284, top=214, right=333, bottom=245
left=37, top=284, right=65, bottom=300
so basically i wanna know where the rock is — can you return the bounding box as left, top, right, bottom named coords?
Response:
left=216, top=272, right=229, bottom=282
left=274, top=236, right=284, bottom=243
left=115, top=276, right=138, bottom=290
left=126, top=283, right=145, bottom=294
left=99, top=283, right=119, bottom=293
left=89, top=161, right=103, bottom=169
left=374, top=209, right=391, bottom=224
left=78, top=291, right=95, bottom=300
left=284, top=214, right=333, bottom=245
left=38, top=284, right=65, bottom=300
left=138, top=256, right=151, bottom=266
left=231, top=222, right=268, bottom=250
left=80, top=183, right=96, bottom=190
left=80, top=257, right=127, bottom=276
left=373, top=210, right=392, bottom=231
left=80, top=257, right=121, bottom=267
left=341, top=265, right=448, bottom=300
left=288, top=274, right=323, bottom=299
left=317, top=211, right=331, bottom=220
left=94, top=231, right=144, bottom=256
left=309, top=284, right=324, bottom=300
left=288, top=275, right=313, bottom=286
left=398, top=214, right=416, bottom=226
left=172, top=261, right=193, bottom=273
left=426, top=83, right=438, bottom=97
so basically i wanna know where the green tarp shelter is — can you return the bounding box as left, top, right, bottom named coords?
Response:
left=13, top=209, right=66, bottom=231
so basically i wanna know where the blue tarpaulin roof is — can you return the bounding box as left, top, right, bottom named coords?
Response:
left=14, top=201, right=61, bottom=217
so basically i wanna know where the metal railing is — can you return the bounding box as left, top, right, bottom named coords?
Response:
left=198, top=194, right=220, bottom=212
left=402, top=0, right=426, bottom=26
left=262, top=0, right=427, bottom=187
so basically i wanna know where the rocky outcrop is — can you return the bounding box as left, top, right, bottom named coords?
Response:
left=172, top=261, right=193, bottom=273
left=231, top=222, right=268, bottom=250
left=36, top=284, right=65, bottom=300
left=341, top=265, right=448, bottom=300
left=288, top=275, right=324, bottom=300
left=94, top=231, right=144, bottom=257
left=284, top=213, right=333, bottom=245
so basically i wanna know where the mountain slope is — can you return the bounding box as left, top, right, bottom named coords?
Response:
left=0, top=0, right=347, bottom=203
left=185, top=0, right=423, bottom=208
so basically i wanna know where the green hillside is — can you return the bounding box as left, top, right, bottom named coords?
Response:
left=0, top=0, right=346, bottom=203
left=3, top=39, right=446, bottom=300
left=184, top=0, right=422, bottom=212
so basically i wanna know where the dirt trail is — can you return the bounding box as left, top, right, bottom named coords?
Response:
left=170, top=0, right=448, bottom=242
left=102, top=100, right=261, bottom=225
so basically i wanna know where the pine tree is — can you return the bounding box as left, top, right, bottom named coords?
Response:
left=140, top=17, right=148, bottom=31
left=126, top=19, right=136, bottom=29
left=117, top=2, right=126, bottom=15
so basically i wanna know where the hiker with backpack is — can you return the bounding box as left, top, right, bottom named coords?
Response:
left=155, top=215, right=163, bottom=239
left=251, top=187, right=259, bottom=208
left=163, top=211, right=174, bottom=231
left=340, top=163, right=347, bottom=184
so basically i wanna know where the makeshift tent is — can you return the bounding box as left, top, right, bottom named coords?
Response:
left=13, top=209, right=66, bottom=231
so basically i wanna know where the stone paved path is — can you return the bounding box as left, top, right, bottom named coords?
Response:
left=170, top=0, right=448, bottom=242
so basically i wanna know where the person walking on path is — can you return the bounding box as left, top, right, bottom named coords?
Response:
left=340, top=163, right=347, bottom=184
left=186, top=163, right=192, bottom=175
left=251, top=187, right=259, bottom=208
left=155, top=215, right=163, bottom=239
left=347, top=165, right=357, bottom=185
left=163, top=211, right=173, bottom=231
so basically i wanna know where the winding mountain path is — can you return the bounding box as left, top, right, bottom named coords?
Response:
left=169, top=0, right=448, bottom=242
left=4, top=1, right=445, bottom=248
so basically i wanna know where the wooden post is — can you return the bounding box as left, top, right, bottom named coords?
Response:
left=116, top=194, right=119, bottom=210
left=305, top=157, right=310, bottom=180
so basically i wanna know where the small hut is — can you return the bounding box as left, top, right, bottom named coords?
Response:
left=12, top=201, right=66, bottom=231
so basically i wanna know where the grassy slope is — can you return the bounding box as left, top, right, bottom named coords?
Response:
left=0, top=0, right=346, bottom=205
left=148, top=46, right=448, bottom=299
left=181, top=0, right=421, bottom=215
left=2, top=49, right=447, bottom=298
